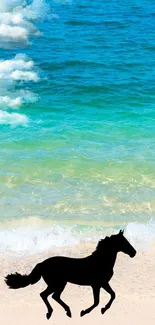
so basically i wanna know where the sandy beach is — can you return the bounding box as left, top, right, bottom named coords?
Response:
left=0, top=243, right=155, bottom=325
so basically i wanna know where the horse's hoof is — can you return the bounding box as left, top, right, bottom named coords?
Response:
left=66, top=310, right=72, bottom=318
left=80, top=310, right=85, bottom=317
left=46, top=312, right=52, bottom=320
left=101, top=307, right=105, bottom=314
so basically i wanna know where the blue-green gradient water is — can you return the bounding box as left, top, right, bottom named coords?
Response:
left=0, top=0, right=155, bottom=254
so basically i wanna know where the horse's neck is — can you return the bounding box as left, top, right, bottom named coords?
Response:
left=93, top=250, right=118, bottom=269
left=106, top=251, right=117, bottom=269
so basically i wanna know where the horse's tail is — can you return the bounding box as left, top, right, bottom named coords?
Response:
left=5, top=263, right=41, bottom=289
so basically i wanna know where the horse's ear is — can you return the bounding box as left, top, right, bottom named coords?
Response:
left=119, top=230, right=124, bottom=235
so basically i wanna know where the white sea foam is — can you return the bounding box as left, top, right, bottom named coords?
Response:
left=0, top=96, right=22, bottom=108
left=0, top=91, right=37, bottom=109
left=0, top=23, right=28, bottom=44
left=0, top=55, right=39, bottom=117
left=0, top=224, right=78, bottom=256
left=0, top=110, right=29, bottom=125
left=0, top=54, right=35, bottom=79
left=125, top=220, right=155, bottom=251
left=0, top=1, right=49, bottom=124
left=10, top=69, right=39, bottom=82
left=0, top=1, right=23, bottom=12
left=0, top=220, right=155, bottom=256
left=0, top=1, right=50, bottom=48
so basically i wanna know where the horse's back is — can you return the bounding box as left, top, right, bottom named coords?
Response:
left=41, top=255, right=85, bottom=271
left=40, top=255, right=99, bottom=286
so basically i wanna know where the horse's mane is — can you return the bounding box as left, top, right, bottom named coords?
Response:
left=92, top=236, right=113, bottom=255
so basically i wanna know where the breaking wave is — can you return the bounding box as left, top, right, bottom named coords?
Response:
left=0, top=219, right=155, bottom=256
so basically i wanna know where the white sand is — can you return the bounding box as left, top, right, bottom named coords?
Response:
left=0, top=243, right=155, bottom=325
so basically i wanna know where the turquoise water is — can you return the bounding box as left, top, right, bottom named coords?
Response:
left=0, top=1, right=155, bottom=254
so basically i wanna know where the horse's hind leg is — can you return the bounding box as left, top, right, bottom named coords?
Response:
left=40, top=287, right=53, bottom=320
left=52, top=282, right=72, bottom=318
left=101, top=282, right=115, bottom=315
left=80, top=286, right=100, bottom=317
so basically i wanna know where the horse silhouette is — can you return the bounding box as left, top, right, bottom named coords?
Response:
left=5, top=230, right=136, bottom=319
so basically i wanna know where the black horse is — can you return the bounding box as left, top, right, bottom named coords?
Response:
left=5, top=230, right=136, bottom=319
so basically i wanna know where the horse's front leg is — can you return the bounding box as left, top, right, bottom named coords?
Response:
left=80, top=286, right=100, bottom=317
left=101, top=282, right=115, bottom=314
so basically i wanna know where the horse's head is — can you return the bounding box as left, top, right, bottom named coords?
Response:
left=114, top=230, right=136, bottom=258
left=94, top=231, right=136, bottom=258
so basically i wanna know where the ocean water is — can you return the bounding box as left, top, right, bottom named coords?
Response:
left=0, top=0, right=155, bottom=255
